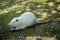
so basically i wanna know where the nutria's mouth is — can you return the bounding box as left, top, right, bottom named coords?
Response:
left=12, top=27, right=16, bottom=29
left=8, top=27, right=16, bottom=31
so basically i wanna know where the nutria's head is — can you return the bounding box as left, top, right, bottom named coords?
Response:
left=8, top=17, right=21, bottom=31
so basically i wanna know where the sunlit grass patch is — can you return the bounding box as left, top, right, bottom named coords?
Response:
left=25, top=36, right=56, bottom=40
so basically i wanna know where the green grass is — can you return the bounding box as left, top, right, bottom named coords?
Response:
left=0, top=0, right=60, bottom=40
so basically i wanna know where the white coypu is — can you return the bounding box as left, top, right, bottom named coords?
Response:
left=8, top=12, right=53, bottom=31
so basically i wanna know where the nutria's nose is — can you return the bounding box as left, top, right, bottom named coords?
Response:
left=8, top=24, right=11, bottom=26
left=8, top=25, right=11, bottom=27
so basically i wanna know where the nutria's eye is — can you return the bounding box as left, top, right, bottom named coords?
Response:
left=16, top=19, right=18, bottom=21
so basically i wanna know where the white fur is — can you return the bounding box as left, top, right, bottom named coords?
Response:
left=8, top=12, right=37, bottom=30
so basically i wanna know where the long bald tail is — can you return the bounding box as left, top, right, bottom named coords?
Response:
left=36, top=18, right=53, bottom=25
